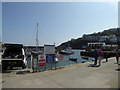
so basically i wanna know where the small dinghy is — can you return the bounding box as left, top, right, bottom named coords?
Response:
left=69, top=58, right=77, bottom=63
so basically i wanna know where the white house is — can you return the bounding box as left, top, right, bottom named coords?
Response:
left=99, top=36, right=109, bottom=42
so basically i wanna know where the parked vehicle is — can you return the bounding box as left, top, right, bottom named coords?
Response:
left=2, top=43, right=26, bottom=70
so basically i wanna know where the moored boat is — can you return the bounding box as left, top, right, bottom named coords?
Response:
left=59, top=47, right=74, bottom=55
left=69, top=58, right=77, bottom=62
left=81, top=56, right=89, bottom=60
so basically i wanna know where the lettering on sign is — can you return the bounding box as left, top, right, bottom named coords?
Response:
left=38, top=54, right=46, bottom=63
left=46, top=55, right=55, bottom=63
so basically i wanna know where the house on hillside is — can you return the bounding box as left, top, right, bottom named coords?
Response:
left=83, top=34, right=100, bottom=41
left=99, top=36, right=109, bottom=42
left=88, top=42, right=105, bottom=49
left=117, top=36, right=120, bottom=42
left=108, top=35, right=118, bottom=43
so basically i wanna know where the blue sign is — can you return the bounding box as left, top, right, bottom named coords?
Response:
left=46, top=55, right=55, bottom=63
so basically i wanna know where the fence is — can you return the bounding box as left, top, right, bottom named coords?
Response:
left=29, top=53, right=65, bottom=72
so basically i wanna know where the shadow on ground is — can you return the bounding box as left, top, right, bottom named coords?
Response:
left=87, top=64, right=100, bottom=67
left=115, top=69, right=120, bottom=71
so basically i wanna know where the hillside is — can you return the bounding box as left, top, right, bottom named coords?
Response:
left=58, top=27, right=120, bottom=49
left=89, top=28, right=120, bottom=36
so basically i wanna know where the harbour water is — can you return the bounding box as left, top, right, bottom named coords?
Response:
left=26, top=49, right=94, bottom=69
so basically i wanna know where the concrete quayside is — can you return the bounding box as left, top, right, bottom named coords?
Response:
left=1, top=57, right=120, bottom=88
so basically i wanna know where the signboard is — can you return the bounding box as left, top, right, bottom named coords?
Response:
left=38, top=54, right=46, bottom=67
left=46, top=55, right=55, bottom=63
left=39, top=63, right=45, bottom=66
left=38, top=54, right=46, bottom=63
left=44, top=45, right=55, bottom=54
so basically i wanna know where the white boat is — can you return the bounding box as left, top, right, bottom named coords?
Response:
left=59, top=47, right=74, bottom=55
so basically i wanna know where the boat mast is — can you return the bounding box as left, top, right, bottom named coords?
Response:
left=36, top=22, right=39, bottom=51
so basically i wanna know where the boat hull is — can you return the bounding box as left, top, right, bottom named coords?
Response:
left=69, top=58, right=77, bottom=62
left=59, top=51, right=74, bottom=55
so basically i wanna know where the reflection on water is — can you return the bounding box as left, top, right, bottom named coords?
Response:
left=26, top=50, right=94, bottom=69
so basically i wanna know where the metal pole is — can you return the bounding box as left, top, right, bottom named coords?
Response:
left=31, top=55, right=35, bottom=73
left=55, top=57, right=57, bottom=69
left=44, top=63, right=46, bottom=70
left=31, top=55, right=33, bottom=70
left=37, top=55, right=38, bottom=72
left=51, top=62, right=52, bottom=70
left=36, top=22, right=39, bottom=51
left=55, top=62, right=56, bottom=69
left=69, top=55, right=70, bottom=67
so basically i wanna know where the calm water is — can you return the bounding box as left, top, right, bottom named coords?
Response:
left=26, top=49, right=94, bottom=69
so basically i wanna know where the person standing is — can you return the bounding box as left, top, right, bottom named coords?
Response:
left=98, top=49, right=104, bottom=66
left=104, top=52, right=109, bottom=62
left=93, top=49, right=98, bottom=65
left=115, top=54, right=119, bottom=64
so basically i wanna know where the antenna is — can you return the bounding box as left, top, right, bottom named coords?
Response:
left=36, top=22, right=39, bottom=51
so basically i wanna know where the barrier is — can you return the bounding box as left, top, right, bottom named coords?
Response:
left=31, top=52, right=57, bottom=72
